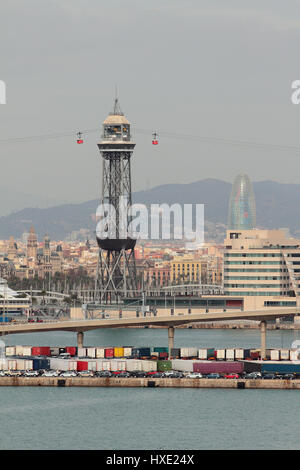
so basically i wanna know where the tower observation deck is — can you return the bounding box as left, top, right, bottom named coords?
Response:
left=95, top=98, right=138, bottom=303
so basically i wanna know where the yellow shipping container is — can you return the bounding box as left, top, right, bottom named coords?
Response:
left=114, top=347, right=124, bottom=358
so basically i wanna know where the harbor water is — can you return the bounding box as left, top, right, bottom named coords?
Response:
left=1, top=328, right=300, bottom=450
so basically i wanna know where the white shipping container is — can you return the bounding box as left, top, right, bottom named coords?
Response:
left=87, top=348, right=96, bottom=358
left=290, top=350, right=300, bottom=361
left=188, top=348, right=198, bottom=357
left=88, top=361, right=97, bottom=371
left=180, top=348, right=189, bottom=358
left=110, top=360, right=126, bottom=371
left=96, top=348, right=105, bottom=359
left=270, top=350, right=280, bottom=361
left=171, top=359, right=194, bottom=372
left=68, top=361, right=77, bottom=371
left=125, top=360, right=142, bottom=371
left=280, top=349, right=290, bottom=361
left=6, top=347, right=16, bottom=356
left=123, top=347, right=132, bottom=357
left=8, top=360, right=17, bottom=370
left=235, top=349, right=244, bottom=360
left=141, top=360, right=157, bottom=372
left=78, top=348, right=87, bottom=357
left=102, top=361, right=111, bottom=371
left=22, top=347, right=32, bottom=357
left=24, top=360, right=33, bottom=370
left=15, top=345, right=24, bottom=356
left=0, top=360, right=8, bottom=370
left=216, top=349, right=226, bottom=360
left=50, top=358, right=69, bottom=371
left=17, top=359, right=25, bottom=370
left=226, top=349, right=235, bottom=361
left=198, top=349, right=208, bottom=360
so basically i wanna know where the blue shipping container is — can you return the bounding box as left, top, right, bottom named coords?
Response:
left=262, top=362, right=300, bottom=374
left=33, top=359, right=50, bottom=371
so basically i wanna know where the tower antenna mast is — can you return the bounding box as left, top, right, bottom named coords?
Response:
left=95, top=96, right=138, bottom=303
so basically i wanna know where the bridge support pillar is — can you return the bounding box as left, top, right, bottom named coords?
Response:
left=168, top=326, right=174, bottom=358
left=77, top=331, right=84, bottom=349
left=260, top=321, right=266, bottom=360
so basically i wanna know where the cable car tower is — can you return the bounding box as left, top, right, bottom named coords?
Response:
left=95, top=97, right=138, bottom=303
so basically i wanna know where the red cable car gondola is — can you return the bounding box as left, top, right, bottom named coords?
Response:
left=77, top=131, right=84, bottom=144
left=152, top=132, right=158, bottom=145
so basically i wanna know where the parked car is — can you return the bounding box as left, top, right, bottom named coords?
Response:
left=43, top=370, right=59, bottom=377
left=0, top=371, right=6, bottom=377
left=161, top=370, right=176, bottom=377
left=172, top=372, right=184, bottom=378
left=205, top=373, right=221, bottom=379
left=149, top=372, right=164, bottom=378
left=96, top=371, right=112, bottom=377
left=281, top=373, right=295, bottom=380
left=24, top=370, right=39, bottom=377
left=262, top=373, right=276, bottom=380
left=77, top=370, right=94, bottom=377
left=60, top=371, right=77, bottom=377
left=185, top=373, right=203, bottom=379
left=244, top=372, right=262, bottom=379
left=118, top=371, right=130, bottom=378
left=59, top=353, right=71, bottom=359
left=131, top=371, right=147, bottom=378
left=224, top=373, right=240, bottom=379
left=7, top=370, right=23, bottom=377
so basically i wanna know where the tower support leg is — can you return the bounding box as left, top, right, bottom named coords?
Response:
left=77, top=331, right=84, bottom=349
left=260, top=321, right=266, bottom=360
left=168, top=326, right=174, bottom=358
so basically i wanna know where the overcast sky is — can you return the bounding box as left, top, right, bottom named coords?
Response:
left=1, top=0, right=300, bottom=213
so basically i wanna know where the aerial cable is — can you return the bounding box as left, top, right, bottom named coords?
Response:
left=0, top=125, right=300, bottom=154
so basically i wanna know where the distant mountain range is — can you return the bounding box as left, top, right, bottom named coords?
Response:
left=1, top=179, right=300, bottom=240
left=0, top=187, right=62, bottom=217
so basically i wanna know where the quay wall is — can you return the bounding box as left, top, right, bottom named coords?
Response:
left=0, top=377, right=299, bottom=389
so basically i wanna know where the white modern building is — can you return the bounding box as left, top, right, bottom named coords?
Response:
left=0, top=278, right=31, bottom=319
left=224, top=229, right=300, bottom=310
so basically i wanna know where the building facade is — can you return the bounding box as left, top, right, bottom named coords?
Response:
left=171, top=257, right=207, bottom=284
left=224, top=229, right=300, bottom=309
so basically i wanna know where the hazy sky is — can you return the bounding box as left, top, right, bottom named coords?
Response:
left=1, top=0, right=300, bottom=212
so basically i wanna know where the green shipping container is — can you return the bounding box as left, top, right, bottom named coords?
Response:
left=154, top=347, right=168, bottom=353
left=207, top=348, right=215, bottom=359
left=157, top=360, right=172, bottom=372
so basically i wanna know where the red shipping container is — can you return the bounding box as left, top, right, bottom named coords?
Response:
left=159, top=352, right=168, bottom=359
left=77, top=361, right=88, bottom=371
left=66, top=347, right=77, bottom=356
left=193, top=361, right=244, bottom=374
left=250, top=352, right=260, bottom=360
left=105, top=348, right=114, bottom=359
left=31, top=347, right=51, bottom=356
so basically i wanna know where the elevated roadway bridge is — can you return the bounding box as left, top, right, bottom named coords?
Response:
left=1, top=307, right=299, bottom=360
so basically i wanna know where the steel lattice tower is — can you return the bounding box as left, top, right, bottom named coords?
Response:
left=95, top=98, right=137, bottom=303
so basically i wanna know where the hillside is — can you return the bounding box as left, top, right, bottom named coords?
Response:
left=0, top=179, right=300, bottom=240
